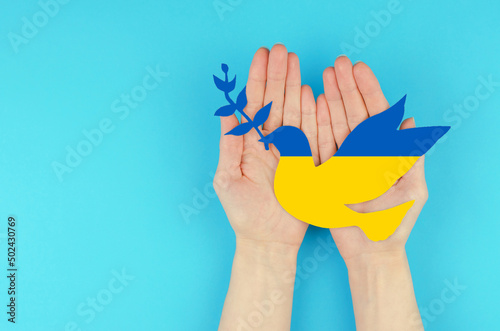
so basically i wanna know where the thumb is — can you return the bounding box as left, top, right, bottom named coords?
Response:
left=399, top=117, right=416, bottom=130
left=217, top=115, right=243, bottom=179
left=399, top=117, right=426, bottom=173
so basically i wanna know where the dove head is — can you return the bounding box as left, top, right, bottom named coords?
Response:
left=259, top=126, right=312, bottom=157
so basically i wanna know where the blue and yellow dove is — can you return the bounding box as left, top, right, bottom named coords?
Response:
left=259, top=96, right=450, bottom=241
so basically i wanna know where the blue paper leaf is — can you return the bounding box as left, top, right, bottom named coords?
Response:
left=221, top=63, right=229, bottom=73
left=227, top=76, right=236, bottom=92
left=236, top=86, right=247, bottom=110
left=253, top=102, right=272, bottom=126
left=225, top=122, right=253, bottom=136
left=215, top=104, right=237, bottom=117
left=213, top=75, right=227, bottom=91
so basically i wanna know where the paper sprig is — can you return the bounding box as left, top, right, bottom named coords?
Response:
left=213, top=63, right=272, bottom=150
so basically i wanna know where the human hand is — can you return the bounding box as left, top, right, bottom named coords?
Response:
left=313, top=56, right=429, bottom=264
left=310, top=55, right=427, bottom=330
left=216, top=45, right=323, bottom=330
left=214, top=44, right=319, bottom=251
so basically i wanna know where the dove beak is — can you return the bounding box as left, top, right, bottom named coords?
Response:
left=259, top=136, right=273, bottom=144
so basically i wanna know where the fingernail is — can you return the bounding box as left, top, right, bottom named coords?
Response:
left=275, top=42, right=284, bottom=45
left=354, top=60, right=363, bottom=64
left=336, top=54, right=347, bottom=59
left=260, top=46, right=269, bottom=50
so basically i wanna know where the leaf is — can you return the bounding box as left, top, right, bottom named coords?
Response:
left=227, top=75, right=236, bottom=92
left=221, top=63, right=228, bottom=73
left=213, top=75, right=227, bottom=91
left=225, top=122, right=253, bottom=136
left=253, top=102, right=272, bottom=126
left=236, top=86, right=247, bottom=110
left=214, top=104, right=236, bottom=117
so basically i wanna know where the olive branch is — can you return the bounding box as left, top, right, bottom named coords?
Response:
left=213, top=63, right=272, bottom=150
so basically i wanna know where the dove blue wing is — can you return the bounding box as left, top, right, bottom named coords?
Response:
left=335, top=95, right=450, bottom=157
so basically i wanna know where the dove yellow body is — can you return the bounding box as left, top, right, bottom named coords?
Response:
left=274, top=156, right=420, bottom=241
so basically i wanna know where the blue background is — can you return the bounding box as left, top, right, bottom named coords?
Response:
left=0, top=0, right=499, bottom=330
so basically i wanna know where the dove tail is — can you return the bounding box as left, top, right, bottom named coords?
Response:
left=349, top=200, right=415, bottom=241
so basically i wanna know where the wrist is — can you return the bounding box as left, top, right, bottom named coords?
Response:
left=219, top=238, right=298, bottom=330
left=228, top=238, right=298, bottom=300
left=235, top=238, right=299, bottom=271
left=344, top=249, right=408, bottom=273
left=345, top=249, right=422, bottom=331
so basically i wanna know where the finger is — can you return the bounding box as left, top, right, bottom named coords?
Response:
left=400, top=117, right=426, bottom=174
left=353, top=61, right=389, bottom=116
left=323, top=66, right=350, bottom=147
left=334, top=56, right=369, bottom=131
left=316, top=94, right=337, bottom=164
left=392, top=199, right=426, bottom=241
left=300, top=85, right=319, bottom=166
left=263, top=44, right=288, bottom=132
left=245, top=47, right=269, bottom=120
left=346, top=185, right=400, bottom=214
left=242, top=47, right=269, bottom=148
left=283, top=52, right=301, bottom=128
left=347, top=118, right=423, bottom=213
left=217, top=114, right=243, bottom=179
left=400, top=117, right=416, bottom=130
left=346, top=186, right=425, bottom=242
left=348, top=117, right=429, bottom=217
